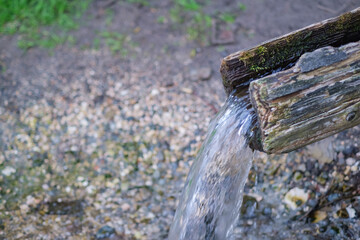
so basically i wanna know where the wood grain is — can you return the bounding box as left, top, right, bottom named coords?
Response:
left=249, top=41, right=360, bottom=153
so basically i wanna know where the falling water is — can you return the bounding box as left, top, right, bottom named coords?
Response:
left=169, top=93, right=256, bottom=240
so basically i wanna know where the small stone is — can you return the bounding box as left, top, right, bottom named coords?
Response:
left=181, top=88, right=193, bottom=94
left=153, top=170, right=161, bottom=179
left=20, top=204, right=30, bottom=214
left=293, top=171, right=303, bottom=181
left=241, top=195, right=258, bottom=218
left=338, top=152, right=345, bottom=161
left=86, top=185, right=96, bottom=194
left=25, top=195, right=38, bottom=207
left=189, top=69, right=199, bottom=81
left=156, top=151, right=164, bottom=162
left=121, top=203, right=131, bottom=212
left=346, top=207, right=356, bottom=218
left=151, top=89, right=159, bottom=96
left=307, top=198, right=318, bottom=207
left=198, top=67, right=212, bottom=81
left=211, top=20, right=235, bottom=44
left=95, top=225, right=116, bottom=239
left=152, top=205, right=161, bottom=213
left=343, top=145, right=358, bottom=157
left=336, top=208, right=350, bottom=218
left=134, top=231, right=143, bottom=239
left=312, top=210, right=327, bottom=223
left=297, top=164, right=306, bottom=172
left=189, top=67, right=212, bottom=81
left=262, top=207, right=272, bottom=216
left=2, top=166, right=16, bottom=176
left=284, top=187, right=309, bottom=210
left=346, top=157, right=356, bottom=166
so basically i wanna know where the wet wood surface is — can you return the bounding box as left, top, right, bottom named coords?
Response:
left=249, top=41, right=360, bottom=154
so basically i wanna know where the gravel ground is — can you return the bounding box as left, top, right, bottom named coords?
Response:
left=0, top=0, right=359, bottom=239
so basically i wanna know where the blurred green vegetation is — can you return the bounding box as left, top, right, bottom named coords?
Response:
left=0, top=0, right=247, bottom=50
left=100, top=31, right=138, bottom=56
left=0, top=0, right=90, bottom=49
left=170, top=0, right=212, bottom=45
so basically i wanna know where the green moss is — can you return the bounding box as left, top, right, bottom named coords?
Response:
left=250, top=65, right=268, bottom=72
left=256, top=46, right=268, bottom=55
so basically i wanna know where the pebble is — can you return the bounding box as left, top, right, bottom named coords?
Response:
left=121, top=203, right=131, bottom=212
left=2, top=166, right=16, bottom=176
left=151, top=89, right=160, bottom=96
left=95, top=225, right=116, bottom=239
left=343, top=145, right=358, bottom=157
left=189, top=67, right=212, bottom=81
left=338, top=152, right=345, bottom=161
left=346, top=157, right=356, bottom=166
left=262, top=207, right=272, bottom=216
left=297, top=164, right=306, bottom=172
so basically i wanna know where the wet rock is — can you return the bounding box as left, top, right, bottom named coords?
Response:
left=327, top=193, right=341, bottom=202
left=293, top=171, right=303, bottom=181
left=336, top=208, right=349, bottom=218
left=262, top=207, right=272, bottom=216
left=343, top=145, right=359, bottom=157
left=284, top=188, right=309, bottom=210
left=337, top=152, right=345, bottom=164
left=305, top=159, right=320, bottom=176
left=307, top=198, right=318, bottom=208
left=121, top=203, right=131, bottom=212
left=312, top=210, right=327, bottom=223
left=346, top=207, right=356, bottom=218
left=346, top=157, right=356, bottom=166
left=95, top=225, right=116, bottom=239
left=305, top=137, right=335, bottom=165
left=241, top=195, right=258, bottom=218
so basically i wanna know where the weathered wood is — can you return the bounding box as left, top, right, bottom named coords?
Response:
left=220, top=7, right=360, bottom=95
left=249, top=41, right=360, bottom=154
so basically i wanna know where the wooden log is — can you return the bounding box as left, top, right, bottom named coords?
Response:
left=220, top=7, right=360, bottom=95
left=249, top=41, right=360, bottom=154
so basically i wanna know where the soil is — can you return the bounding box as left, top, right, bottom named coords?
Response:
left=0, top=0, right=359, bottom=239
left=2, top=0, right=359, bottom=112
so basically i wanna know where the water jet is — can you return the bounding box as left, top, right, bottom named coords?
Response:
left=170, top=7, right=360, bottom=240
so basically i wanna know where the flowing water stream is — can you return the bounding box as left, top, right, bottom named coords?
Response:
left=169, top=93, right=256, bottom=240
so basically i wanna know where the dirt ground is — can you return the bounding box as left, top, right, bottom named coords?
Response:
left=0, top=0, right=359, bottom=239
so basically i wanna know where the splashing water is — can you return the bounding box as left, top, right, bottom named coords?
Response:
left=169, top=94, right=256, bottom=240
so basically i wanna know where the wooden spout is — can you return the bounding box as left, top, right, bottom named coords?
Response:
left=220, top=7, right=360, bottom=153
left=220, top=7, right=360, bottom=95
left=249, top=41, right=360, bottom=153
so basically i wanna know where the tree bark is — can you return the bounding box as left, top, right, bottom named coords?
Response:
left=249, top=41, right=360, bottom=154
